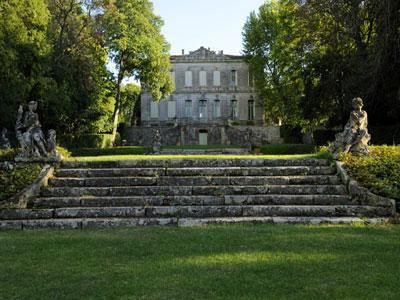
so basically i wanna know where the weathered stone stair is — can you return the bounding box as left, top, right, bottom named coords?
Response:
left=0, top=158, right=395, bottom=229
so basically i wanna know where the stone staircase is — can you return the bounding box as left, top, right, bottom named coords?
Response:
left=0, top=158, right=395, bottom=229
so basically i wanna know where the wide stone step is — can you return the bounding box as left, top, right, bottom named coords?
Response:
left=33, top=194, right=354, bottom=208
left=41, top=185, right=348, bottom=197
left=0, top=205, right=392, bottom=220
left=0, top=217, right=389, bottom=230
left=48, top=175, right=341, bottom=187
left=56, top=166, right=335, bottom=178
left=61, top=158, right=330, bottom=169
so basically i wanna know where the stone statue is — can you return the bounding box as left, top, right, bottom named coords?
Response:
left=152, top=129, right=162, bottom=153
left=244, top=128, right=252, bottom=151
left=0, top=128, right=11, bottom=149
left=329, top=97, right=371, bottom=158
left=47, top=129, right=57, bottom=155
left=15, top=101, right=60, bottom=161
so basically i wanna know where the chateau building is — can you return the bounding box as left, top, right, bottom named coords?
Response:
left=126, top=47, right=282, bottom=146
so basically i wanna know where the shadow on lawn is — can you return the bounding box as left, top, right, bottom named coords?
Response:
left=0, top=225, right=399, bottom=299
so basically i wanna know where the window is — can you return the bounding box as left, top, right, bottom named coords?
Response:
left=185, top=71, right=192, bottom=87
left=150, top=101, right=159, bottom=118
left=168, top=100, right=176, bottom=118
left=199, top=70, right=207, bottom=87
left=213, top=71, right=220, bottom=86
left=248, top=99, right=255, bottom=120
left=231, top=99, right=238, bottom=119
left=230, top=70, right=237, bottom=86
left=170, top=70, right=175, bottom=85
left=213, top=99, right=221, bottom=118
left=199, top=100, right=207, bottom=119
left=185, top=100, right=192, bottom=118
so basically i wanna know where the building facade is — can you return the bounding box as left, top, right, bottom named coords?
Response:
left=126, top=47, right=282, bottom=146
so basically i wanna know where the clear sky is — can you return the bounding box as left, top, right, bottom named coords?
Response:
left=152, top=0, right=266, bottom=56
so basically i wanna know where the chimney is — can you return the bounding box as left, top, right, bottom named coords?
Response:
left=181, top=49, right=185, bottom=55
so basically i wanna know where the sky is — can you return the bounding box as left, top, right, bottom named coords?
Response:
left=152, top=0, right=266, bottom=56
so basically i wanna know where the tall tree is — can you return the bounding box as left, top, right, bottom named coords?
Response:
left=0, top=0, right=51, bottom=130
left=102, top=0, right=174, bottom=143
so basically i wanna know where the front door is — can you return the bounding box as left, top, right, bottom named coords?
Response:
left=199, top=131, right=208, bottom=145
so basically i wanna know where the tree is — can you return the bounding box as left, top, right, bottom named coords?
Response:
left=44, top=0, right=111, bottom=134
left=0, top=0, right=51, bottom=130
left=243, top=0, right=400, bottom=131
left=102, top=0, right=174, bottom=143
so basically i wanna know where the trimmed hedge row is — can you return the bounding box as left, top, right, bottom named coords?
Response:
left=59, top=133, right=121, bottom=149
left=70, top=146, right=149, bottom=157
left=259, top=144, right=316, bottom=155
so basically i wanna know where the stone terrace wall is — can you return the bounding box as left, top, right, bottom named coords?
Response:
left=124, top=126, right=282, bottom=147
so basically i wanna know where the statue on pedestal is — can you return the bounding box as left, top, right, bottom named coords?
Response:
left=15, top=101, right=61, bottom=161
left=152, top=129, right=161, bottom=153
left=0, top=128, right=11, bottom=149
left=244, top=128, right=252, bottom=151
left=329, top=97, right=371, bottom=158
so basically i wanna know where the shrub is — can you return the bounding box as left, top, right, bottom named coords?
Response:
left=0, top=149, right=20, bottom=161
left=59, top=133, right=120, bottom=149
left=259, top=144, right=316, bottom=155
left=0, top=164, right=43, bottom=201
left=70, top=146, right=149, bottom=157
left=280, top=125, right=303, bottom=144
left=340, top=146, right=400, bottom=200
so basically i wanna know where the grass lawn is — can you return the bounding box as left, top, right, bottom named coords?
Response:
left=1, top=225, right=399, bottom=299
left=65, top=152, right=329, bottom=162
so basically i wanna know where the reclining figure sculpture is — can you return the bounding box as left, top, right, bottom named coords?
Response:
left=329, top=97, right=371, bottom=159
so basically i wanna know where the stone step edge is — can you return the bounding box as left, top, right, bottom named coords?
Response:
left=0, top=217, right=391, bottom=230
left=0, top=205, right=391, bottom=220
left=61, top=158, right=330, bottom=168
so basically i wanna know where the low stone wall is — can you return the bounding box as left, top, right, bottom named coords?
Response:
left=124, top=125, right=283, bottom=147
left=0, top=164, right=54, bottom=209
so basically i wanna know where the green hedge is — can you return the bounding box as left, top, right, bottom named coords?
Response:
left=70, top=146, right=149, bottom=157
left=341, top=146, right=400, bottom=201
left=259, top=144, right=316, bottom=155
left=59, top=133, right=121, bottom=149
left=0, top=164, right=42, bottom=201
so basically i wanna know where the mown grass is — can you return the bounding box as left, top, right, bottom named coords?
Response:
left=0, top=225, right=399, bottom=299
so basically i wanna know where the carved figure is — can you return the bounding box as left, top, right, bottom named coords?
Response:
left=329, top=97, right=371, bottom=158
left=0, top=128, right=11, bottom=149
left=244, top=128, right=252, bottom=151
left=152, top=129, right=162, bottom=153
left=47, top=129, right=57, bottom=155
left=15, top=101, right=60, bottom=161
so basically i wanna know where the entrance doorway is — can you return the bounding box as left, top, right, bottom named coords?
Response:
left=199, top=130, right=208, bottom=145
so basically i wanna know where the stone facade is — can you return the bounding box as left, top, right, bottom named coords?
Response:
left=127, top=47, right=282, bottom=146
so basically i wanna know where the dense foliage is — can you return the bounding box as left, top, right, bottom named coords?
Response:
left=0, top=0, right=170, bottom=140
left=341, top=146, right=400, bottom=200
left=0, top=164, right=42, bottom=201
left=243, top=0, right=400, bottom=130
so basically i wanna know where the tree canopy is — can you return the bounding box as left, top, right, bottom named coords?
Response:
left=243, top=0, right=400, bottom=130
left=0, top=0, right=171, bottom=141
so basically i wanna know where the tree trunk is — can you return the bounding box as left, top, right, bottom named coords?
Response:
left=111, top=72, right=123, bottom=145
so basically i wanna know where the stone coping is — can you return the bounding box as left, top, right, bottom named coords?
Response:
left=0, top=164, right=54, bottom=209
left=335, top=161, right=396, bottom=214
